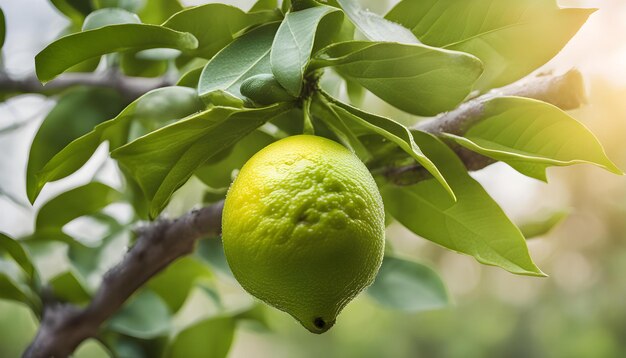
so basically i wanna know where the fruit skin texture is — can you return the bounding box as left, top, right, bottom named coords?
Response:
left=222, top=135, right=385, bottom=334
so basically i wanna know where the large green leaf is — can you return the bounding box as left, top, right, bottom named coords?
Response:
left=163, top=3, right=277, bottom=60
left=107, top=289, right=171, bottom=339
left=31, top=87, right=204, bottom=201
left=382, top=131, right=544, bottom=276
left=336, top=0, right=418, bottom=43
left=313, top=41, right=482, bottom=116
left=139, top=0, right=183, bottom=24
left=367, top=255, right=449, bottom=312
left=320, top=92, right=454, bottom=200
left=442, top=97, right=622, bottom=181
left=35, top=24, right=198, bottom=82
left=148, top=257, right=213, bottom=312
left=165, top=316, right=235, bottom=358
left=270, top=5, right=341, bottom=96
left=195, top=130, right=275, bottom=190
left=112, top=103, right=292, bottom=218
left=198, top=23, right=279, bottom=104
left=26, top=87, right=124, bottom=203
left=0, top=233, right=36, bottom=284
left=36, top=182, right=122, bottom=230
left=386, top=0, right=593, bottom=90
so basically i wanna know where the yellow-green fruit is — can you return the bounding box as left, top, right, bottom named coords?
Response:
left=222, top=135, right=385, bottom=333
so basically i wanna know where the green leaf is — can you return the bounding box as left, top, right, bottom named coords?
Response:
left=82, top=8, right=140, bottom=31
left=112, top=103, right=292, bottom=218
left=198, top=22, right=279, bottom=104
left=49, top=269, right=91, bottom=304
left=0, top=8, right=5, bottom=50
left=31, top=87, right=203, bottom=201
left=518, top=209, right=570, bottom=239
left=0, top=233, right=36, bottom=283
left=309, top=95, right=371, bottom=162
left=270, top=5, right=341, bottom=96
left=240, top=74, right=296, bottom=105
left=195, top=130, right=275, bottom=190
left=74, top=339, right=112, bottom=358
left=367, top=255, right=449, bottom=312
left=163, top=4, right=277, bottom=60
left=148, top=257, right=213, bottom=312
left=0, top=259, right=39, bottom=307
left=50, top=0, right=93, bottom=24
left=139, top=0, right=183, bottom=24
left=382, top=131, right=544, bottom=276
left=336, top=0, right=418, bottom=43
left=313, top=41, right=482, bottom=116
left=442, top=97, right=623, bottom=181
left=36, top=182, right=122, bottom=230
left=93, top=0, right=143, bottom=12
left=250, top=0, right=277, bottom=12
left=387, top=0, right=593, bottom=90
left=26, top=87, right=124, bottom=203
left=196, top=238, right=233, bottom=279
left=120, top=52, right=168, bottom=78
left=108, top=290, right=171, bottom=339
left=165, top=316, right=235, bottom=358
left=35, top=24, right=198, bottom=83
left=177, top=66, right=203, bottom=88
left=320, top=92, right=455, bottom=200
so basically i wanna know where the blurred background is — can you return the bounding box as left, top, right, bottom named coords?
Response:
left=0, top=0, right=625, bottom=357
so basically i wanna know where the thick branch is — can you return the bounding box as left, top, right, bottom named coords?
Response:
left=384, top=69, right=586, bottom=184
left=22, top=69, right=586, bottom=357
left=23, top=201, right=224, bottom=358
left=0, top=71, right=173, bottom=102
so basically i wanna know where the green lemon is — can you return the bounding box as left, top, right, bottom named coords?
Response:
left=222, top=135, right=385, bottom=333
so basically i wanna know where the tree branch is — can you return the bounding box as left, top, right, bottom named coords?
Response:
left=0, top=71, right=173, bottom=102
left=21, top=69, right=586, bottom=357
left=383, top=69, right=586, bottom=184
left=23, top=201, right=224, bottom=358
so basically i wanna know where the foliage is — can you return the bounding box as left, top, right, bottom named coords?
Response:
left=0, top=0, right=621, bottom=356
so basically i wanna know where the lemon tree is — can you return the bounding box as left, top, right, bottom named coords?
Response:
left=0, top=0, right=621, bottom=357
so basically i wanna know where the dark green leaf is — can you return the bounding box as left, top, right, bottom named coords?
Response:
left=0, top=259, right=39, bottom=308
left=108, top=290, right=171, bottom=339
left=270, top=5, right=341, bottom=96
left=196, top=238, right=233, bottom=279
left=518, top=209, right=570, bottom=239
left=387, top=0, right=593, bottom=90
left=35, top=24, right=198, bottom=83
left=320, top=92, right=454, bottom=200
left=31, top=87, right=203, bottom=200
left=82, top=8, right=140, bottom=31
left=120, top=52, right=168, bottom=78
left=165, top=316, right=235, bottom=358
left=26, top=87, right=124, bottom=203
left=367, top=255, right=449, bottom=312
left=50, top=0, right=93, bottom=24
left=336, top=0, right=418, bottom=43
left=382, top=131, right=544, bottom=276
left=195, top=130, right=275, bottom=190
left=148, top=257, right=213, bottom=312
left=198, top=23, right=279, bottom=104
left=442, top=97, right=622, bottom=181
left=112, top=103, right=292, bottom=218
left=313, top=41, right=482, bottom=116
left=0, top=8, right=5, bottom=50
left=163, top=4, right=277, bottom=60
left=0, top=233, right=36, bottom=283
left=49, top=270, right=91, bottom=304
left=139, top=0, right=183, bottom=24
left=36, top=182, right=122, bottom=230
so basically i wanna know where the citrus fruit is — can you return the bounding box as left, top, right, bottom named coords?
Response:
left=222, top=135, right=385, bottom=333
